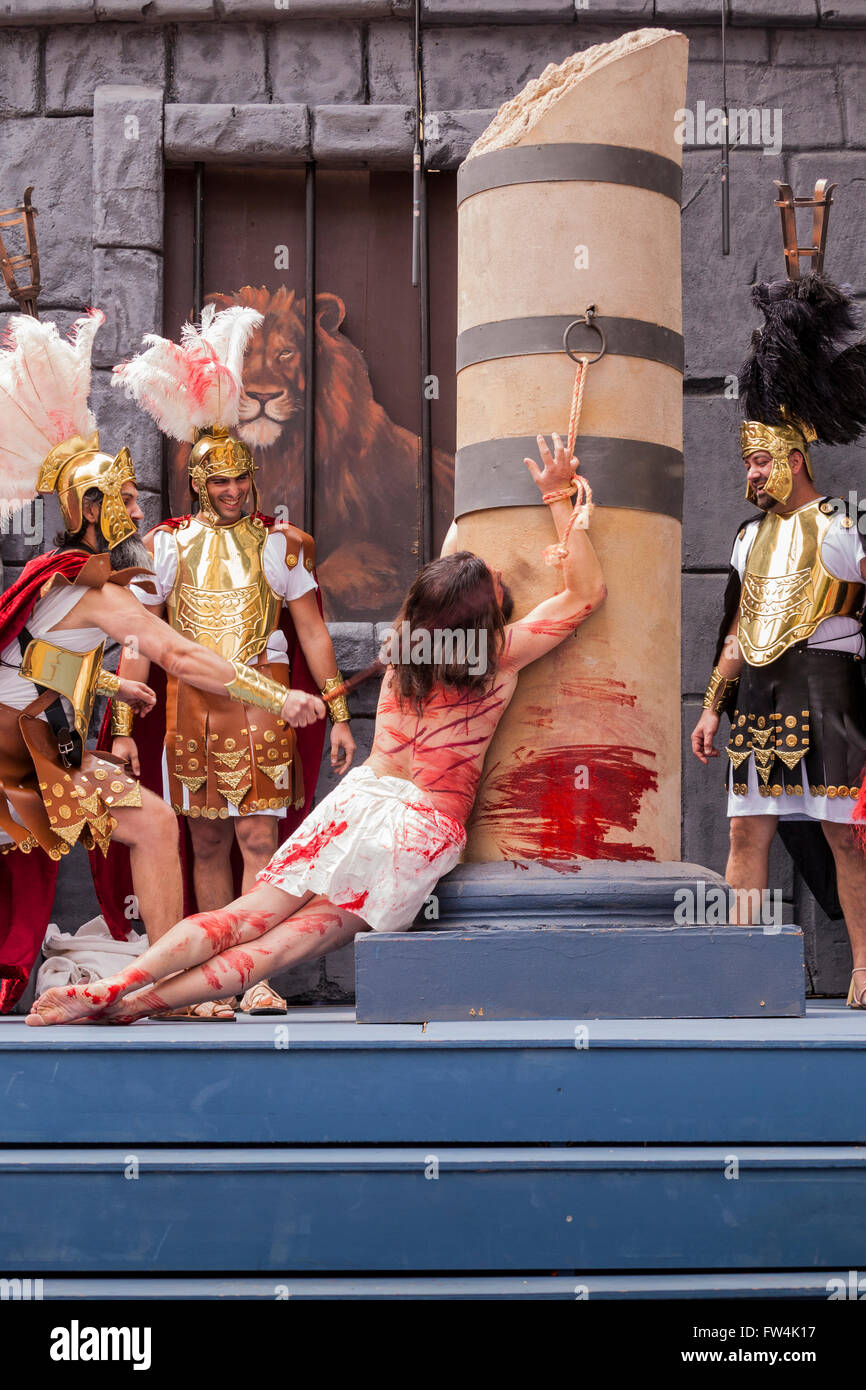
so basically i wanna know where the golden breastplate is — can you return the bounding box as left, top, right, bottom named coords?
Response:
left=166, top=515, right=281, bottom=664
left=738, top=502, right=865, bottom=666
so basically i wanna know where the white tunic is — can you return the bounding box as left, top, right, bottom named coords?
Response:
left=130, top=525, right=319, bottom=820
left=727, top=507, right=866, bottom=823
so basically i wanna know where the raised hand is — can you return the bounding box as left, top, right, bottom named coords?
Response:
left=524, top=432, right=579, bottom=496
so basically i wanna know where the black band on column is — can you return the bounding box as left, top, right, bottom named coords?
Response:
left=457, top=143, right=683, bottom=207
left=456, top=315, right=683, bottom=373
left=454, top=435, right=684, bottom=522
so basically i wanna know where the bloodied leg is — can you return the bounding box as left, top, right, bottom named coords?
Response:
left=26, top=885, right=308, bottom=1026
left=102, top=899, right=368, bottom=1022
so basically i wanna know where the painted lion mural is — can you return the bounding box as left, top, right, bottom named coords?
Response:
left=170, top=285, right=455, bottom=620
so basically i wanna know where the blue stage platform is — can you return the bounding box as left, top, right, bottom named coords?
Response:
left=1, top=1004, right=864, bottom=1298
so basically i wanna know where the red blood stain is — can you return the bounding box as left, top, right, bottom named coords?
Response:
left=190, top=907, right=274, bottom=954
left=218, top=946, right=266, bottom=986
left=475, top=743, right=657, bottom=863
left=560, top=678, right=637, bottom=709
left=200, top=961, right=222, bottom=992
left=274, top=818, right=348, bottom=868
left=372, top=671, right=513, bottom=824
left=296, top=911, right=343, bottom=937
left=335, top=889, right=369, bottom=913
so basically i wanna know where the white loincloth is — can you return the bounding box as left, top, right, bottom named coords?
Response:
left=256, top=764, right=466, bottom=931
left=727, top=754, right=865, bottom=824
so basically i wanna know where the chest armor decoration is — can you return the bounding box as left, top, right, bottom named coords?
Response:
left=738, top=502, right=865, bottom=667
left=166, top=515, right=281, bottom=664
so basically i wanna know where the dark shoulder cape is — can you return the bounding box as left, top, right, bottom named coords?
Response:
left=89, top=515, right=327, bottom=933
left=0, top=549, right=91, bottom=1012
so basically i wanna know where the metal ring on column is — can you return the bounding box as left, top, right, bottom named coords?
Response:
left=563, top=307, right=606, bottom=365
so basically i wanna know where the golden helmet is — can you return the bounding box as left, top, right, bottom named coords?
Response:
left=740, top=417, right=816, bottom=505
left=189, top=424, right=259, bottom=524
left=36, top=431, right=138, bottom=548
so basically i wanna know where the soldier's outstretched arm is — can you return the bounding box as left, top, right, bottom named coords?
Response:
left=72, top=583, right=325, bottom=726
left=499, top=433, right=606, bottom=674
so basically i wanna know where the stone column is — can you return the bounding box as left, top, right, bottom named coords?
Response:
left=455, top=28, right=688, bottom=864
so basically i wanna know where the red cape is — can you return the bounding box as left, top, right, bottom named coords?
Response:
left=0, top=549, right=91, bottom=1011
left=89, top=515, right=327, bottom=932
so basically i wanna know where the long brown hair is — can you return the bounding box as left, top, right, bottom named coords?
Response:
left=388, top=551, right=507, bottom=712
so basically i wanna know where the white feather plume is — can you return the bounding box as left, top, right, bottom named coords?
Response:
left=0, top=310, right=101, bottom=518
left=113, top=305, right=263, bottom=442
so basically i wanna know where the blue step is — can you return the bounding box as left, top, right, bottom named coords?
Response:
left=2, top=1004, right=864, bottom=1145
left=11, top=1272, right=861, bottom=1300
left=355, top=861, right=805, bottom=1021
left=3, top=1145, right=866, bottom=1272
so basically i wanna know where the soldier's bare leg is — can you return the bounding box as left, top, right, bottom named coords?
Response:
left=234, top=815, right=286, bottom=1011
left=110, top=789, right=184, bottom=942
left=187, top=816, right=235, bottom=910
left=725, top=814, right=778, bottom=923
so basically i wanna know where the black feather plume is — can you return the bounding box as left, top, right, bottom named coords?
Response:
left=738, top=272, right=866, bottom=445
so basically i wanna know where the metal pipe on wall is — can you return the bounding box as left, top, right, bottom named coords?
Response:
left=304, top=160, right=316, bottom=538
left=192, top=162, right=205, bottom=322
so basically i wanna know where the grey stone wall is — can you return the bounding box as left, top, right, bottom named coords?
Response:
left=1, top=1, right=865, bottom=1000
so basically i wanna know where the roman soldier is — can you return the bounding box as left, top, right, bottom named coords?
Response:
left=0, top=311, right=323, bottom=1011
left=105, top=305, right=355, bottom=1018
left=691, top=268, right=866, bottom=1006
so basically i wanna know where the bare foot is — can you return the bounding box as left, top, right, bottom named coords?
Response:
left=26, top=983, right=113, bottom=1027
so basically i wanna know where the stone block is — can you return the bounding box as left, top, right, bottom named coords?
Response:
left=0, top=119, right=92, bottom=310
left=93, top=85, right=164, bottom=251
left=685, top=61, right=842, bottom=152
left=682, top=395, right=751, bottom=570
left=843, top=67, right=866, bottom=146
left=327, top=621, right=379, bottom=671
left=321, top=941, right=356, bottom=998
left=680, top=23, right=770, bottom=61
left=656, top=0, right=729, bottom=20
left=788, top=154, right=866, bottom=293
left=797, top=892, right=851, bottom=997
left=163, top=103, right=310, bottom=163
left=270, top=23, right=363, bottom=104
left=96, top=0, right=214, bottom=16
left=269, top=957, right=323, bottom=1003
left=682, top=571, right=729, bottom=697
left=224, top=0, right=397, bottom=14
left=0, top=0, right=93, bottom=22
left=682, top=697, right=733, bottom=875
left=730, top=0, right=818, bottom=21
left=136, top=488, right=164, bottom=537
left=775, top=28, right=866, bottom=62
left=312, top=103, right=415, bottom=166
left=171, top=24, right=268, bottom=104
left=0, top=30, right=39, bottom=114
left=368, top=20, right=415, bottom=103
left=90, top=369, right=164, bottom=492
left=817, top=0, right=866, bottom=22
left=45, top=26, right=165, bottom=113
left=0, top=495, right=47, bottom=562
left=576, top=0, right=652, bottom=17
left=422, top=1, right=573, bottom=19
left=681, top=150, right=785, bottom=381
left=421, top=24, right=590, bottom=109
left=423, top=107, right=498, bottom=168
left=313, top=717, right=375, bottom=802
left=91, top=247, right=162, bottom=365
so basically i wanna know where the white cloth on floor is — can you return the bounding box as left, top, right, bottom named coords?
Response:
left=257, top=764, right=466, bottom=932
left=35, top=915, right=147, bottom=994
